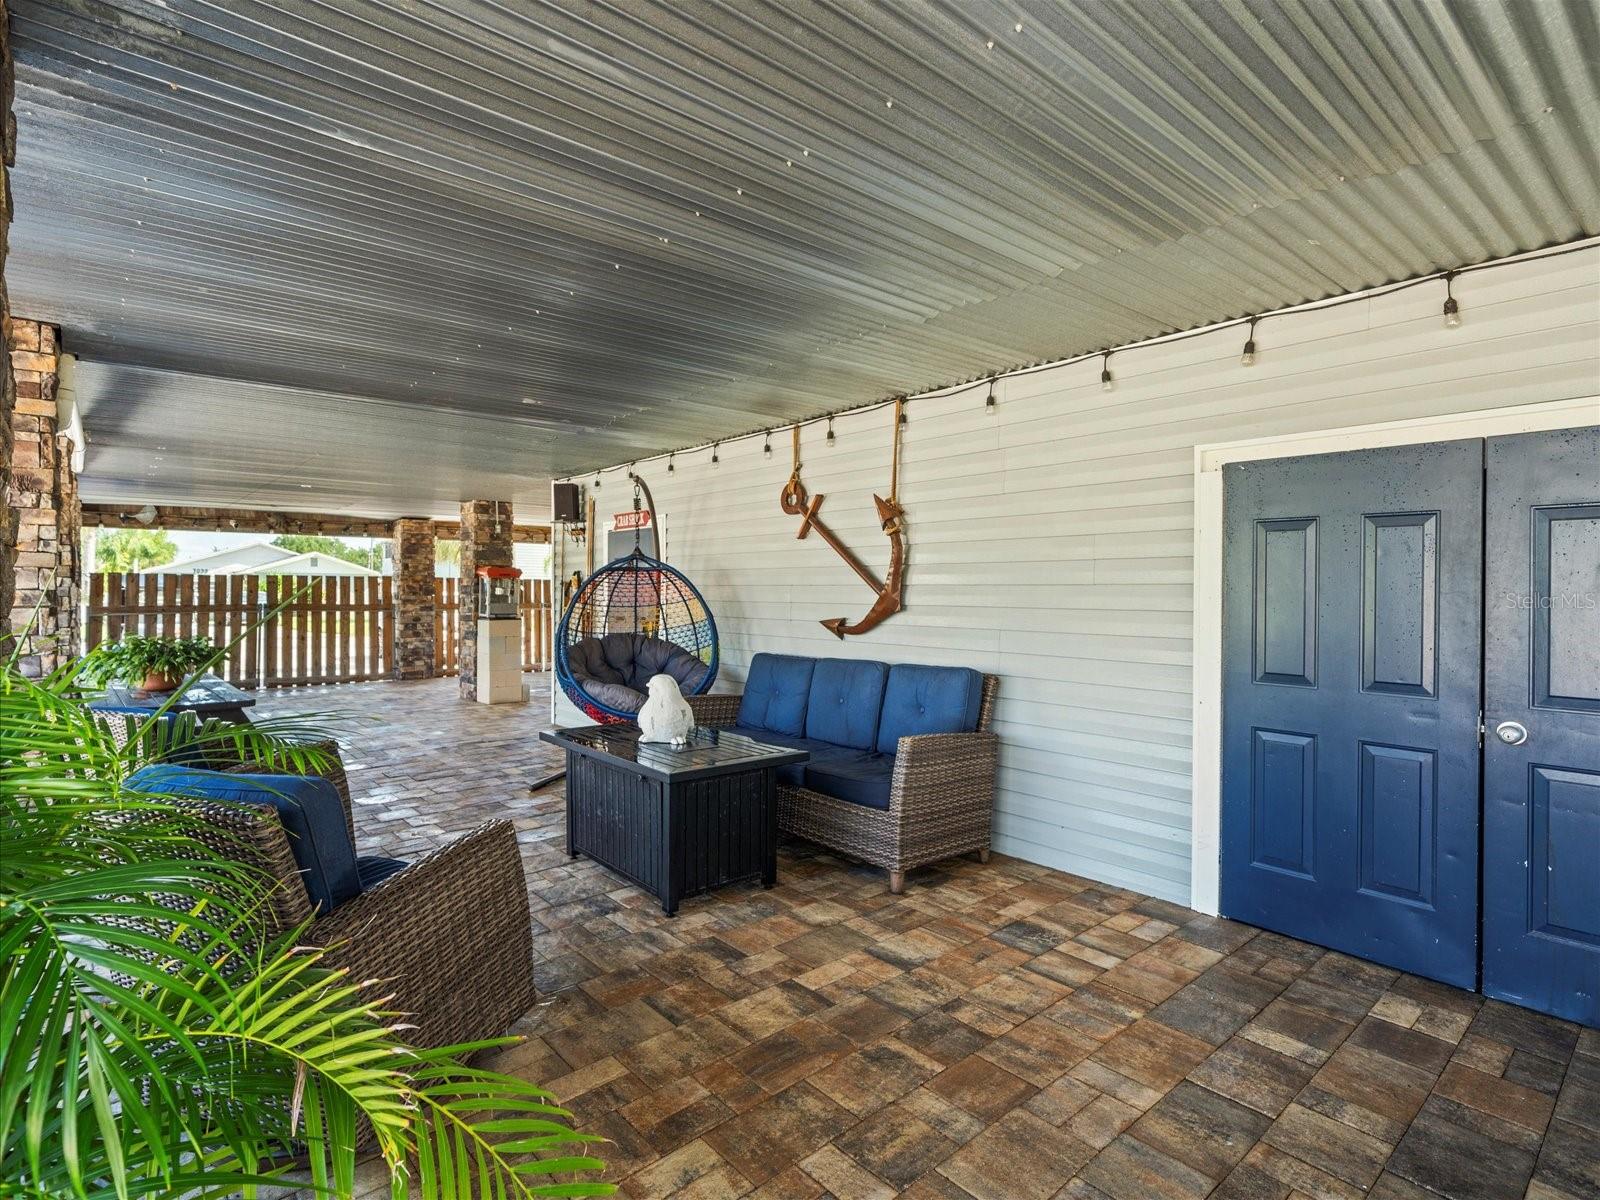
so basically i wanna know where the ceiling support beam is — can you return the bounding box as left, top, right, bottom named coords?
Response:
left=81, top=503, right=551, bottom=544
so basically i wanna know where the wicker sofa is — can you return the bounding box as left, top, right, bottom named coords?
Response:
left=120, top=735, right=534, bottom=1053
left=688, top=655, right=999, bottom=893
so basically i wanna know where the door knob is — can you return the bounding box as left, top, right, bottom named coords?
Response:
left=1494, top=720, right=1529, bottom=746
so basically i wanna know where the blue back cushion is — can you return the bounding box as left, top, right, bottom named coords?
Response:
left=128, top=764, right=361, bottom=913
left=805, top=659, right=889, bottom=750
left=876, top=664, right=985, bottom=755
left=736, top=653, right=816, bottom=736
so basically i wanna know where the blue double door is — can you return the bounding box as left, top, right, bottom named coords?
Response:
left=1222, top=428, right=1599, bottom=1026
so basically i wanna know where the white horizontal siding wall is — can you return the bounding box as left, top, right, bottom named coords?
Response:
left=556, top=249, right=1600, bottom=905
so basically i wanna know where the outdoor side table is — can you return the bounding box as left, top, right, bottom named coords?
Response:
left=98, top=674, right=258, bottom=724
left=539, top=725, right=808, bottom=916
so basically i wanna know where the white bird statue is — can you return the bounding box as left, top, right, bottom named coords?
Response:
left=637, top=674, right=695, bottom=746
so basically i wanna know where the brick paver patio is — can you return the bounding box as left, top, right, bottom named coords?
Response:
left=257, top=678, right=1598, bottom=1200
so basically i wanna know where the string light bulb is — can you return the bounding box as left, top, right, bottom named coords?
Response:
left=667, top=453, right=675, bottom=474
left=762, top=432, right=772, bottom=459
left=826, top=416, right=835, bottom=445
left=1100, top=351, right=1114, bottom=392
left=711, top=443, right=720, bottom=465
left=593, top=473, right=601, bottom=490
left=1442, top=271, right=1462, bottom=329
left=985, top=376, right=998, bottom=413
left=1240, top=317, right=1259, bottom=367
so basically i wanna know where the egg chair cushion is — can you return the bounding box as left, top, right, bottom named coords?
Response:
left=631, top=636, right=714, bottom=693
left=567, top=633, right=713, bottom=715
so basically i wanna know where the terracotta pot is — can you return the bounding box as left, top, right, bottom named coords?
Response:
left=140, top=671, right=182, bottom=693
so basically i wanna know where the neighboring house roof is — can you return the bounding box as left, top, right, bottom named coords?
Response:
left=250, top=552, right=381, bottom=577
left=163, top=542, right=382, bottom=577
left=163, top=542, right=296, bottom=574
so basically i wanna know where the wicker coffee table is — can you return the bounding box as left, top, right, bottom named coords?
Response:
left=540, top=725, right=808, bottom=915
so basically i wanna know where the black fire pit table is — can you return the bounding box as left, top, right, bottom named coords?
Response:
left=539, top=724, right=808, bottom=916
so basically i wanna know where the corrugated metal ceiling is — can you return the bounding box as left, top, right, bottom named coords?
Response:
left=9, top=0, right=1598, bottom=518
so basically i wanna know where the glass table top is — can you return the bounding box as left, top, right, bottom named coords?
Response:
left=541, top=724, right=808, bottom=777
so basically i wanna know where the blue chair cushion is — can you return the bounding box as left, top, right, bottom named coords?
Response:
left=356, top=856, right=410, bottom=890
left=804, top=754, right=896, bottom=810
left=736, top=653, right=816, bottom=737
left=127, top=765, right=361, bottom=913
left=875, top=664, right=985, bottom=755
left=804, top=659, right=888, bottom=751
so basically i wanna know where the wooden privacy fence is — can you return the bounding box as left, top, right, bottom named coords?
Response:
left=434, top=577, right=553, bottom=675
left=86, top=573, right=395, bottom=688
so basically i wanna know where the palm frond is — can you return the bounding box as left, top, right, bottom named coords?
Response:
left=2, top=622, right=612, bottom=1199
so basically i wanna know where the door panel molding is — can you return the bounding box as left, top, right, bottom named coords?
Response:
left=1253, top=518, right=1319, bottom=687
left=1530, top=504, right=1600, bottom=713
left=1357, top=741, right=1438, bottom=909
left=1362, top=512, right=1439, bottom=698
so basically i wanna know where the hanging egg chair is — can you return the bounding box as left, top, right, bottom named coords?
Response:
left=555, top=476, right=718, bottom=723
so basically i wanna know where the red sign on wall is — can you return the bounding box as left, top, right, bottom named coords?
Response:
left=614, top=510, right=652, bottom=531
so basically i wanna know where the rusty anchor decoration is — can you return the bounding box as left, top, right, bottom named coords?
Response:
left=779, top=398, right=907, bottom=637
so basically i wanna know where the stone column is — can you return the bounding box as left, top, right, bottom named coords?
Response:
left=390, top=517, right=436, bottom=680
left=6, top=319, right=78, bottom=676
left=456, top=499, right=513, bottom=700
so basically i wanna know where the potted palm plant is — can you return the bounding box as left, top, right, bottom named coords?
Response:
left=79, top=633, right=219, bottom=692
left=1, top=636, right=614, bottom=1198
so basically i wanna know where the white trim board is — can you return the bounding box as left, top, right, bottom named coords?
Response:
left=1188, top=394, right=1600, bottom=915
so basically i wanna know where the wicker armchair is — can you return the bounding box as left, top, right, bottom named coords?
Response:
left=688, top=674, right=1000, bottom=893
left=114, top=732, right=535, bottom=1053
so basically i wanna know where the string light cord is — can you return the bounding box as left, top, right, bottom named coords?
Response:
left=579, top=237, right=1598, bottom=482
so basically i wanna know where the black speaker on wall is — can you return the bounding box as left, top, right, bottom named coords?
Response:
left=551, top=482, right=581, bottom=523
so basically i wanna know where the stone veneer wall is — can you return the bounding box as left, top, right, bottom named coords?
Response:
left=7, top=318, right=78, bottom=676
left=456, top=499, right=513, bottom=700
left=391, top=517, right=436, bottom=680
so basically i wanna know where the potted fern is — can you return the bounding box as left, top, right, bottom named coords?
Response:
left=79, top=633, right=219, bottom=691
left=0, top=635, right=614, bottom=1198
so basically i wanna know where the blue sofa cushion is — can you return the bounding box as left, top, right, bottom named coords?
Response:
left=804, top=659, right=888, bottom=751
left=805, top=754, right=896, bottom=810
left=127, top=765, right=360, bottom=913
left=356, top=855, right=410, bottom=890
left=876, top=664, right=985, bottom=755
left=736, top=653, right=816, bottom=736
left=727, top=725, right=856, bottom=786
